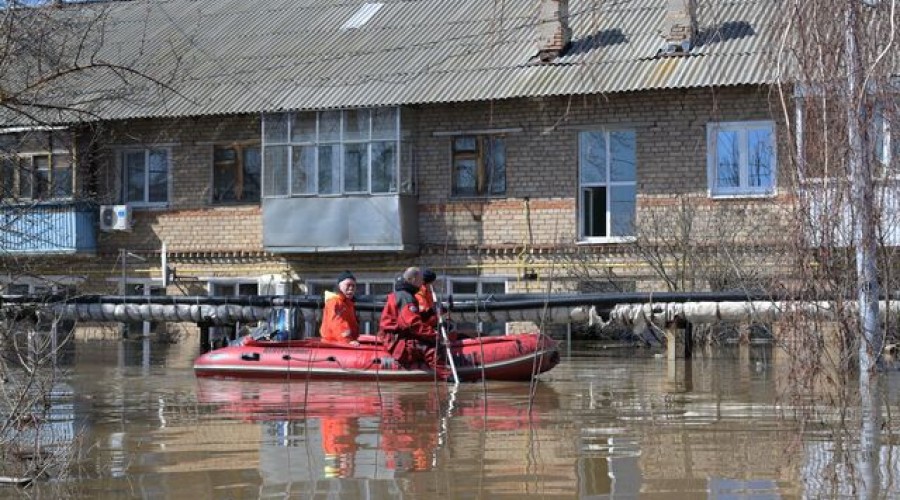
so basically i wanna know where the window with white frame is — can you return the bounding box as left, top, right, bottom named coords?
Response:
left=451, top=135, right=506, bottom=197
left=707, top=121, right=776, bottom=197
left=262, top=108, right=405, bottom=197
left=873, top=104, right=899, bottom=177
left=447, top=278, right=507, bottom=336
left=120, top=148, right=170, bottom=206
left=578, top=130, right=636, bottom=240
left=0, top=130, right=74, bottom=201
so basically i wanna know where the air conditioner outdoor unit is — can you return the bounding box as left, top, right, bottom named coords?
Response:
left=99, top=205, right=132, bottom=231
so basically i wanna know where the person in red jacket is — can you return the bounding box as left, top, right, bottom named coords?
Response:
left=319, top=270, right=360, bottom=346
left=379, top=267, right=445, bottom=375
left=415, top=268, right=438, bottom=329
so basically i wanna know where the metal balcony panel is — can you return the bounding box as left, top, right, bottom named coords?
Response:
left=0, top=203, right=97, bottom=255
left=262, top=195, right=418, bottom=253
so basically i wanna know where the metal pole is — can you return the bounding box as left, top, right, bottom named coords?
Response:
left=120, top=248, right=127, bottom=339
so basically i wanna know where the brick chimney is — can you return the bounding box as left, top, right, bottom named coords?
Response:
left=535, top=0, right=572, bottom=62
left=660, top=0, right=696, bottom=55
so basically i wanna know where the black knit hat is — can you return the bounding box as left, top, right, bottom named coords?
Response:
left=336, top=270, right=356, bottom=284
left=422, top=268, right=437, bottom=284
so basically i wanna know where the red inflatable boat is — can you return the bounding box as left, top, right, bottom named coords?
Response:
left=193, top=333, right=560, bottom=382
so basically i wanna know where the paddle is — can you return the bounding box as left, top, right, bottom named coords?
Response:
left=430, top=284, right=459, bottom=385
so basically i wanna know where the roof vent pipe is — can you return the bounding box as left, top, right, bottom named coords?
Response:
left=660, top=0, right=696, bottom=55
left=535, top=0, right=572, bottom=62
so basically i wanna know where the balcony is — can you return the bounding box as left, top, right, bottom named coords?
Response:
left=0, top=201, right=97, bottom=255
left=262, top=195, right=418, bottom=253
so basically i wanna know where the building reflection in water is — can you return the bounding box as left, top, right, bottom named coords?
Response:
left=28, top=340, right=900, bottom=497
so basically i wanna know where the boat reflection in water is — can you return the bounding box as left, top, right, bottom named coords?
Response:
left=195, top=377, right=559, bottom=485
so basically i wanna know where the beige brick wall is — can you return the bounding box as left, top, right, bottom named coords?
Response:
left=16, top=86, right=796, bottom=309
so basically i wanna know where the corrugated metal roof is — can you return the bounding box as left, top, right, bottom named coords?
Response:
left=1, top=0, right=780, bottom=124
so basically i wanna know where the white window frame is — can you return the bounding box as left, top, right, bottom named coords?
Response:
left=118, top=147, right=172, bottom=207
left=446, top=277, right=509, bottom=336
left=0, top=130, right=75, bottom=201
left=706, top=120, right=777, bottom=198
left=872, top=103, right=898, bottom=177
left=577, top=129, right=637, bottom=243
left=2, top=275, right=83, bottom=295
left=261, top=108, right=402, bottom=198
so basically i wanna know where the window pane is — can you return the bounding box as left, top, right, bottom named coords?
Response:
left=34, top=156, right=50, bottom=199
left=371, top=141, right=396, bottom=193
left=454, top=136, right=476, bottom=152
left=372, top=108, right=398, bottom=140
left=610, top=185, right=635, bottom=237
left=291, top=145, right=316, bottom=195
left=52, top=164, right=72, bottom=198
left=264, top=145, right=289, bottom=196
left=486, top=137, right=506, bottom=195
left=716, top=130, right=740, bottom=188
left=1, top=157, right=14, bottom=198
left=481, top=282, right=505, bottom=295
left=343, top=143, right=369, bottom=192
left=343, top=109, right=370, bottom=141
left=610, top=131, right=636, bottom=182
left=18, top=157, right=31, bottom=198
left=125, top=161, right=145, bottom=203
left=148, top=150, right=168, bottom=203
left=291, top=112, right=317, bottom=143
left=369, top=282, right=393, bottom=296
left=238, top=283, right=258, bottom=295
left=318, top=144, right=340, bottom=194
left=582, top=186, right=607, bottom=237
left=748, top=128, right=773, bottom=188
left=213, top=147, right=237, bottom=202
left=319, top=111, right=341, bottom=142
left=214, top=147, right=236, bottom=163
left=453, top=282, right=477, bottom=294
left=452, top=159, right=476, bottom=196
left=242, top=147, right=262, bottom=202
left=579, top=131, right=607, bottom=184
left=264, top=114, right=289, bottom=143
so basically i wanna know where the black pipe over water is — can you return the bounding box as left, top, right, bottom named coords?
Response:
left=0, top=290, right=788, bottom=315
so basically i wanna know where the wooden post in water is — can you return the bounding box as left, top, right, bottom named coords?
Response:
left=199, top=322, right=211, bottom=354
left=664, top=315, right=692, bottom=360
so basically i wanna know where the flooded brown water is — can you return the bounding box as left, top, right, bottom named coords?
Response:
left=11, top=339, right=900, bottom=498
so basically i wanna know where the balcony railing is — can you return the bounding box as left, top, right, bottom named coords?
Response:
left=0, top=201, right=97, bottom=255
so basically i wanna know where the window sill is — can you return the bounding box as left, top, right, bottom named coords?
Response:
left=449, top=195, right=507, bottom=201
left=127, top=203, right=169, bottom=211
left=577, top=236, right=635, bottom=245
left=708, top=191, right=777, bottom=200
left=262, top=192, right=403, bottom=199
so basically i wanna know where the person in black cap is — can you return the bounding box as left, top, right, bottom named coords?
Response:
left=378, top=267, right=447, bottom=377
left=319, top=270, right=360, bottom=346
left=415, top=269, right=438, bottom=328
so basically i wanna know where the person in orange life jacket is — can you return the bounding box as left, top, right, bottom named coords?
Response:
left=319, top=270, right=360, bottom=346
left=415, top=268, right=438, bottom=329
left=379, top=267, right=446, bottom=373
left=320, top=415, right=358, bottom=478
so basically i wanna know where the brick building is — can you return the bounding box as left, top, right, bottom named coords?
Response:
left=1, top=0, right=807, bottom=338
